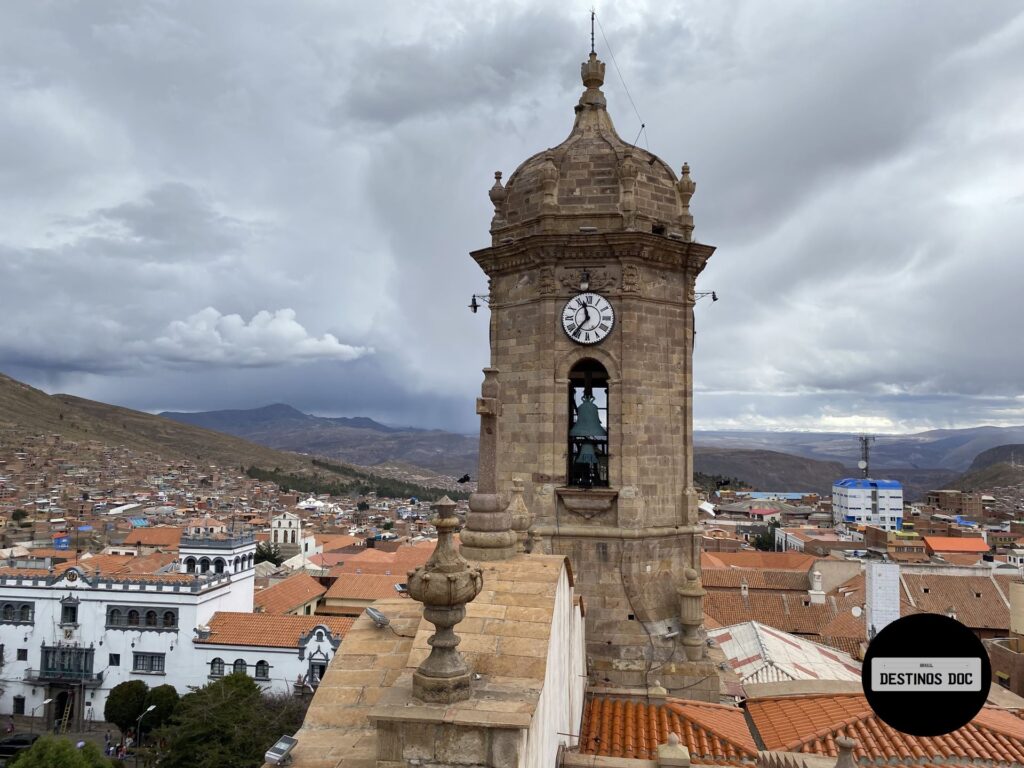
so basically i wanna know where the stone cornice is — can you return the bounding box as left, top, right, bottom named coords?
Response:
left=470, top=233, right=715, bottom=277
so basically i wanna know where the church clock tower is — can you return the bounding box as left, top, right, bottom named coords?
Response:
left=461, top=49, right=718, bottom=698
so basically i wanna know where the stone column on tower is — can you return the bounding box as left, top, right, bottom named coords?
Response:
left=460, top=368, right=517, bottom=561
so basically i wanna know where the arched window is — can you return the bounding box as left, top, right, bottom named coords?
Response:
left=233, top=658, right=247, bottom=675
left=199, top=558, right=210, bottom=573
left=145, top=610, right=157, bottom=627
left=2, top=604, right=13, bottom=621
left=19, top=604, right=32, bottom=622
left=255, top=660, right=269, bottom=680
left=214, top=558, right=225, bottom=574
left=185, top=558, right=196, bottom=574
left=210, top=657, right=224, bottom=677
left=108, top=608, right=122, bottom=626
left=233, top=556, right=240, bottom=571
left=567, top=359, right=609, bottom=487
left=247, top=554, right=254, bottom=568
left=127, top=610, right=140, bottom=626
left=315, top=630, right=324, bottom=642
left=163, top=611, right=175, bottom=628
left=291, top=530, right=296, bottom=544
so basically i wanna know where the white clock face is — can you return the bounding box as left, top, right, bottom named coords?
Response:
left=562, top=292, right=614, bottom=345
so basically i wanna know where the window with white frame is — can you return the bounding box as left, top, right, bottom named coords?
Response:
left=133, top=653, right=165, bottom=673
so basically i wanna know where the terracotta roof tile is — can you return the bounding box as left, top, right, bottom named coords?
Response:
left=324, top=573, right=406, bottom=601
left=254, top=571, right=327, bottom=614
left=701, top=552, right=817, bottom=571
left=580, top=695, right=757, bottom=762
left=196, top=611, right=354, bottom=648
left=704, top=592, right=836, bottom=635
left=747, top=693, right=1024, bottom=764
left=899, top=573, right=1009, bottom=630
left=748, top=694, right=869, bottom=749
left=316, top=534, right=364, bottom=552
left=122, top=526, right=182, bottom=549
left=922, top=536, right=989, bottom=554
left=703, top=569, right=809, bottom=592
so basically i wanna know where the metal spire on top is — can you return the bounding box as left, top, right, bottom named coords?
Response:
left=591, top=8, right=596, bottom=54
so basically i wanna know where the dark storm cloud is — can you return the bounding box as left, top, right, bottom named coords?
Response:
left=1, top=1, right=1022, bottom=433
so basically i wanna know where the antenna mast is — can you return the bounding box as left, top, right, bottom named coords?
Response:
left=859, top=435, right=875, bottom=479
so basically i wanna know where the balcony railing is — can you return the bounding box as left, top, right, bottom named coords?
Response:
left=25, top=668, right=103, bottom=685
left=180, top=532, right=255, bottom=549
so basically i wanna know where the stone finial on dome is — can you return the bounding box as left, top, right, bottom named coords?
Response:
left=488, top=171, right=507, bottom=230
left=578, top=52, right=607, bottom=111
left=676, top=163, right=696, bottom=242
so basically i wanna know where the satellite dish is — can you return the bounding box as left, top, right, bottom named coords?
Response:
left=857, top=460, right=868, bottom=470
left=852, top=606, right=863, bottom=618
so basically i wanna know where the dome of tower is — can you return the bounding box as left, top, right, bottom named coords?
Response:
left=487, top=51, right=697, bottom=242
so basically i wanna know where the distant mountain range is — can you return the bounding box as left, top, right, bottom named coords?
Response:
left=160, top=403, right=1010, bottom=497
left=694, top=426, right=1024, bottom=472
left=7, top=372, right=1020, bottom=500
left=160, top=404, right=478, bottom=478
left=0, top=373, right=313, bottom=475
left=953, top=444, right=1024, bottom=491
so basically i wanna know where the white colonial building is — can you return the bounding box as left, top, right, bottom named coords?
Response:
left=832, top=478, right=904, bottom=531
left=0, top=531, right=349, bottom=730
left=270, top=511, right=317, bottom=560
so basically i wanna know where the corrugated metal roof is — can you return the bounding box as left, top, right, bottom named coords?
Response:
left=708, top=621, right=861, bottom=683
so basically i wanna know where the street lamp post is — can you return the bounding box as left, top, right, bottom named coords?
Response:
left=134, top=705, right=155, bottom=768
left=28, top=699, right=53, bottom=735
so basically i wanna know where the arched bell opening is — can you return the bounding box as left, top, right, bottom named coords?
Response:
left=567, top=358, right=609, bottom=488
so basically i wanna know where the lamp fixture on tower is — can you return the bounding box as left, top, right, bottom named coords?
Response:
left=468, top=294, right=491, bottom=314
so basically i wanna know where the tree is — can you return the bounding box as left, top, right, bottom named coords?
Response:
left=11, top=510, right=27, bottom=523
left=144, top=684, right=179, bottom=733
left=104, top=680, right=148, bottom=735
left=11, top=736, right=110, bottom=768
left=155, top=673, right=309, bottom=768
left=254, top=541, right=283, bottom=566
left=752, top=521, right=781, bottom=551
left=356, top=501, right=370, bottom=512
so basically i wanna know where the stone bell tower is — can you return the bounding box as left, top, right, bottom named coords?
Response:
left=462, top=48, right=718, bottom=698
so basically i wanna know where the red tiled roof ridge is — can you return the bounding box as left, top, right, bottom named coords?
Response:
left=666, top=697, right=746, bottom=711
left=663, top=700, right=761, bottom=753
left=779, top=707, right=1024, bottom=764
left=667, top=701, right=759, bottom=756
left=581, top=696, right=756, bottom=762
left=749, top=692, right=865, bottom=705
left=782, top=711, right=873, bottom=754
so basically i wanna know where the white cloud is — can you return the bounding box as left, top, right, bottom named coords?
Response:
left=145, top=308, right=371, bottom=367
left=1, top=1, right=1023, bottom=432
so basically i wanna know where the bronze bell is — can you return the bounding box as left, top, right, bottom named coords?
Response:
left=570, top=394, right=607, bottom=438
left=575, top=441, right=599, bottom=466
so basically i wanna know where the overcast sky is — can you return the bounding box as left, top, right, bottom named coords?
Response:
left=2, top=1, right=1023, bottom=434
